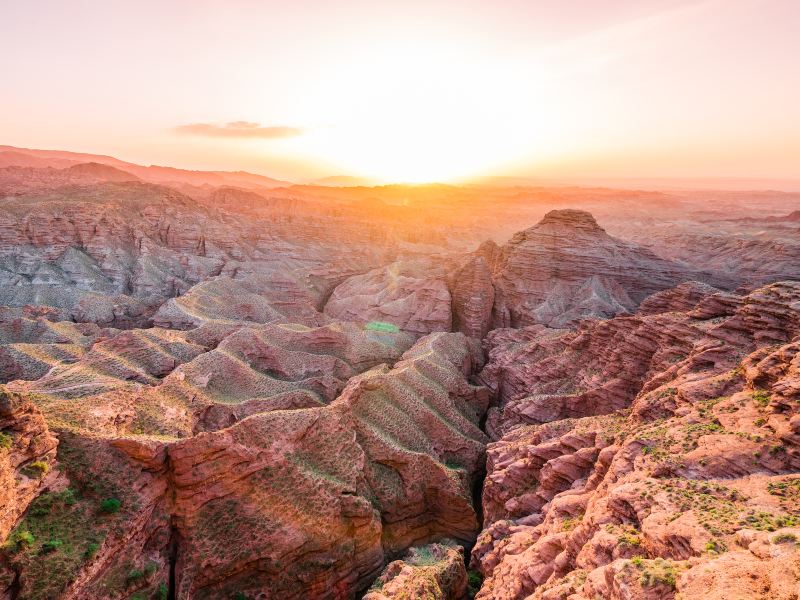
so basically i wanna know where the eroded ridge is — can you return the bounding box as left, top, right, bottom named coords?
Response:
left=472, top=281, right=800, bottom=600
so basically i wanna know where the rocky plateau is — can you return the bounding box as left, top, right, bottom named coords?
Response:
left=0, top=146, right=798, bottom=600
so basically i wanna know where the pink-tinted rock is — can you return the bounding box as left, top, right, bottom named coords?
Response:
left=0, top=387, right=58, bottom=540
left=471, top=281, right=800, bottom=600
left=363, top=541, right=468, bottom=600
left=450, top=255, right=495, bottom=339
left=490, top=210, right=700, bottom=328
left=325, top=260, right=452, bottom=336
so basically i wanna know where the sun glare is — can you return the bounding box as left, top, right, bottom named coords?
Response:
left=285, top=44, right=553, bottom=183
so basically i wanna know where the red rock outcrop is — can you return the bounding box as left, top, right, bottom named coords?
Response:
left=477, top=281, right=800, bottom=437
left=471, top=281, right=800, bottom=600
left=489, top=210, right=702, bottom=328
left=636, top=280, right=723, bottom=315
left=324, top=259, right=453, bottom=336
left=450, top=255, right=495, bottom=339
left=163, top=332, right=487, bottom=599
left=0, top=388, right=58, bottom=541
left=152, top=273, right=326, bottom=330
left=363, top=541, right=468, bottom=600
left=1, top=432, right=172, bottom=600
left=0, top=333, right=489, bottom=600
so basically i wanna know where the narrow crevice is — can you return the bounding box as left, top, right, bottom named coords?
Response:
left=471, top=459, right=487, bottom=535
left=167, top=519, right=179, bottom=600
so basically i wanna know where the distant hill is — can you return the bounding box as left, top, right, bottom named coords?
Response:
left=0, top=145, right=293, bottom=189
left=64, top=162, right=140, bottom=182
left=312, top=175, right=378, bottom=187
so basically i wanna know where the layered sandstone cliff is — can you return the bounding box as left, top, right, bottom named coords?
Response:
left=472, top=281, right=800, bottom=600
left=1, top=333, right=489, bottom=600
left=489, top=209, right=703, bottom=328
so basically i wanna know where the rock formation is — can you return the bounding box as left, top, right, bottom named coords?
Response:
left=449, top=255, right=495, bottom=339
left=3, top=148, right=800, bottom=599
left=472, top=281, right=800, bottom=599
left=0, top=388, right=58, bottom=541
left=489, top=209, right=702, bottom=328
left=324, top=259, right=453, bottom=336
left=1, top=333, right=489, bottom=599
left=363, top=541, right=468, bottom=600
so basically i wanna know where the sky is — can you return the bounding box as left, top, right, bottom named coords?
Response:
left=1, top=0, right=798, bottom=184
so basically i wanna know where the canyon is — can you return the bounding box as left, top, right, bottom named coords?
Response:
left=0, top=146, right=798, bottom=599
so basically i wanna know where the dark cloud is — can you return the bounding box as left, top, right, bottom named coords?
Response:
left=173, top=121, right=302, bottom=138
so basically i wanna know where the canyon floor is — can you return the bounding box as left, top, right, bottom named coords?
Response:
left=0, top=146, right=798, bottom=600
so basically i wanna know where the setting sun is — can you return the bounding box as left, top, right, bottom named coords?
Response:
left=283, top=44, right=551, bottom=183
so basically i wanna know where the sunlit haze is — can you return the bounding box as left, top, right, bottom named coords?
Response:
left=2, top=0, right=799, bottom=184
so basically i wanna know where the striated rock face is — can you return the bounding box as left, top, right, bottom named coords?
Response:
left=490, top=210, right=702, bottom=328
left=1, top=333, right=489, bottom=600
left=475, top=277, right=793, bottom=437
left=25, top=327, right=207, bottom=400
left=471, top=281, right=800, bottom=600
left=0, top=180, right=398, bottom=329
left=152, top=273, right=326, bottom=330
left=0, top=388, right=58, bottom=541
left=167, top=406, right=385, bottom=599
left=162, top=320, right=416, bottom=432
left=164, top=332, right=487, bottom=599
left=0, top=317, right=111, bottom=383
left=10, top=320, right=415, bottom=438
left=324, top=260, right=453, bottom=336
left=363, top=541, right=468, bottom=600
left=450, top=255, right=495, bottom=339
left=636, top=280, right=723, bottom=315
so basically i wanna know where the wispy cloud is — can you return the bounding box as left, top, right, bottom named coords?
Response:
left=173, top=121, right=302, bottom=139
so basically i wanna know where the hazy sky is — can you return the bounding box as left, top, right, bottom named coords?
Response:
left=1, top=0, right=798, bottom=183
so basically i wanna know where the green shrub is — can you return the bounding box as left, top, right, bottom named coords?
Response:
left=753, top=389, right=771, bottom=407
left=562, top=515, right=582, bottom=531
left=127, top=568, right=144, bottom=583
left=85, top=541, right=101, bottom=558
left=57, top=488, right=77, bottom=505
left=6, top=529, right=35, bottom=550
left=619, top=533, right=641, bottom=547
left=467, top=569, right=483, bottom=598
left=0, top=431, right=12, bottom=450
left=705, top=539, right=726, bottom=553
left=638, top=559, right=678, bottom=589
left=158, top=583, right=168, bottom=600
left=26, top=460, right=49, bottom=477
left=772, top=533, right=797, bottom=544
left=767, top=479, right=800, bottom=498
left=100, top=497, right=121, bottom=514
left=40, top=539, right=63, bottom=553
